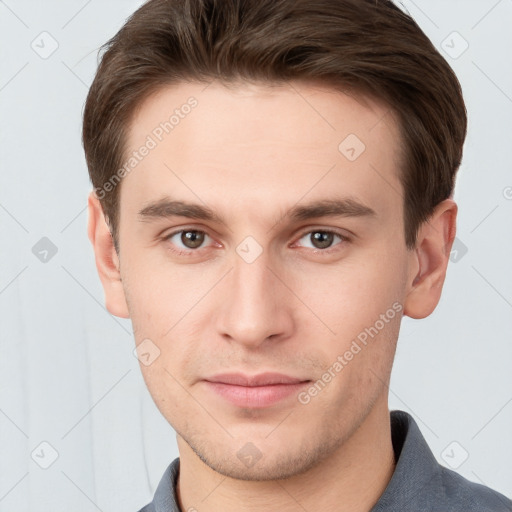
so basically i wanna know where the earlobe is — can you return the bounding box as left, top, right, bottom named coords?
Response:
left=403, top=199, right=457, bottom=319
left=87, top=191, right=130, bottom=319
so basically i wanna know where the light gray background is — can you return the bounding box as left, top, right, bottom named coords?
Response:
left=1, top=0, right=511, bottom=510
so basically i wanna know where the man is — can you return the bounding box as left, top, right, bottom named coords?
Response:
left=83, top=0, right=512, bottom=510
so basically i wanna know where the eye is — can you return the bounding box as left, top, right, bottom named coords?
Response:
left=295, top=229, right=349, bottom=252
left=161, top=227, right=349, bottom=257
left=163, top=229, right=213, bottom=254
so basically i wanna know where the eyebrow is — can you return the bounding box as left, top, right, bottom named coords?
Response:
left=137, top=196, right=377, bottom=224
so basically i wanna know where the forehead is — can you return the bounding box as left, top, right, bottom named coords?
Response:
left=121, top=80, right=403, bottom=226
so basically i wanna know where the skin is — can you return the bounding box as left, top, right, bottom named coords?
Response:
left=88, top=80, right=457, bottom=512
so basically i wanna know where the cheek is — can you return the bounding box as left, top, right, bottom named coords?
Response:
left=322, top=310, right=400, bottom=415
left=140, top=364, right=181, bottom=420
left=296, top=250, right=405, bottom=336
left=121, top=254, right=196, bottom=336
left=296, top=249, right=404, bottom=401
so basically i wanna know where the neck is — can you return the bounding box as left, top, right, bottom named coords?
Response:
left=176, top=400, right=396, bottom=512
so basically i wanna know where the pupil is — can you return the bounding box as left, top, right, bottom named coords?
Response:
left=312, top=231, right=332, bottom=249
left=182, top=231, right=204, bottom=248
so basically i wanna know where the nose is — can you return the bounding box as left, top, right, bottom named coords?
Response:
left=214, top=249, right=295, bottom=349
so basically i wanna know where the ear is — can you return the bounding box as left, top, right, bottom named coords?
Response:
left=403, top=199, right=457, bottom=319
left=87, top=191, right=130, bottom=319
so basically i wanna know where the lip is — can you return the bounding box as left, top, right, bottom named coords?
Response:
left=203, top=372, right=311, bottom=408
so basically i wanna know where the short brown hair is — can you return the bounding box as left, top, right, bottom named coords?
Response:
left=82, top=0, right=467, bottom=254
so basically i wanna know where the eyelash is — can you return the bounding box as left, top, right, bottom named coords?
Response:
left=161, top=228, right=350, bottom=257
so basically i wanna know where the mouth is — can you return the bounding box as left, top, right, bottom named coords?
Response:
left=203, top=372, right=311, bottom=408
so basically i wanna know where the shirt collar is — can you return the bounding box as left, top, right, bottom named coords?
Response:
left=369, top=410, right=439, bottom=511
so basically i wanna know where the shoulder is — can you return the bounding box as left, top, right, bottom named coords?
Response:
left=136, top=504, right=155, bottom=512
left=429, top=465, right=512, bottom=512
left=374, top=411, right=512, bottom=512
left=134, top=457, right=181, bottom=512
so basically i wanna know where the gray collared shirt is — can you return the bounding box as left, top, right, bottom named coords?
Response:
left=138, top=410, right=512, bottom=511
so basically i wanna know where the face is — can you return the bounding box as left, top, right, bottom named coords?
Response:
left=100, top=80, right=419, bottom=480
